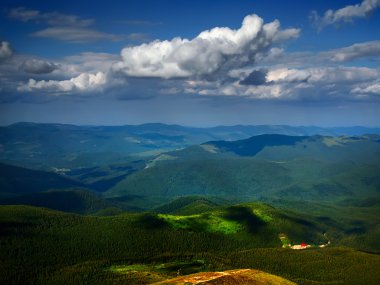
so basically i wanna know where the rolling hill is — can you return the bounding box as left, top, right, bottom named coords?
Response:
left=1, top=204, right=380, bottom=285
left=0, top=163, right=84, bottom=197
left=0, top=188, right=121, bottom=214
left=105, top=134, right=380, bottom=205
left=152, top=269, right=297, bottom=285
left=1, top=126, right=379, bottom=284
left=1, top=122, right=380, bottom=169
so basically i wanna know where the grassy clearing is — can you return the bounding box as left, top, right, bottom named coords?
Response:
left=253, top=209, right=273, bottom=222
left=107, top=260, right=206, bottom=279
left=108, top=264, right=151, bottom=274
left=153, top=269, right=297, bottom=285
left=157, top=213, right=243, bottom=234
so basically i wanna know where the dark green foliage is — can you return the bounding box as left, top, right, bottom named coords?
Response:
left=105, top=158, right=292, bottom=200
left=92, top=207, right=125, bottom=216
left=223, top=206, right=265, bottom=233
left=265, top=199, right=380, bottom=252
left=0, top=205, right=379, bottom=285
left=87, top=174, right=129, bottom=192
left=0, top=163, right=83, bottom=197
left=66, top=160, right=146, bottom=192
left=153, top=196, right=224, bottom=214
left=137, top=213, right=169, bottom=229
left=0, top=189, right=119, bottom=214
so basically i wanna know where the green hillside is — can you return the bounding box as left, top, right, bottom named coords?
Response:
left=106, top=135, right=380, bottom=204
left=153, top=268, right=297, bottom=285
left=0, top=189, right=121, bottom=214
left=153, top=196, right=222, bottom=215
left=204, top=134, right=307, bottom=157
left=0, top=163, right=83, bottom=197
left=1, top=132, right=379, bottom=284
left=1, top=205, right=380, bottom=285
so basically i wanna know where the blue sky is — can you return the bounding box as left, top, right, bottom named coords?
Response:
left=0, top=0, right=380, bottom=126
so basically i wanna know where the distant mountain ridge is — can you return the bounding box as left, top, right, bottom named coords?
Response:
left=1, top=122, right=379, bottom=169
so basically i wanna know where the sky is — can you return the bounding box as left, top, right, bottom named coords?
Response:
left=0, top=0, right=380, bottom=127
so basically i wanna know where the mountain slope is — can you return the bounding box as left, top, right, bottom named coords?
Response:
left=153, top=196, right=221, bottom=215
left=106, top=134, right=380, bottom=204
left=152, top=269, right=296, bottom=285
left=0, top=163, right=83, bottom=197
left=0, top=189, right=119, bottom=214
left=1, top=205, right=380, bottom=285
left=204, top=134, right=307, bottom=157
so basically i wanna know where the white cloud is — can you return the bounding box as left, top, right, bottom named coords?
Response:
left=2, top=51, right=121, bottom=95
left=311, top=0, right=380, bottom=31
left=113, top=14, right=299, bottom=79
left=10, top=7, right=122, bottom=43
left=61, top=52, right=119, bottom=75
left=240, top=66, right=377, bottom=85
left=323, top=41, right=380, bottom=62
left=31, top=27, right=122, bottom=43
left=0, top=41, right=13, bottom=62
left=194, top=81, right=289, bottom=99
left=9, top=7, right=93, bottom=27
left=18, top=72, right=107, bottom=93
left=183, top=66, right=380, bottom=100
left=20, top=59, right=60, bottom=74
left=266, top=68, right=310, bottom=83
left=306, top=66, right=378, bottom=83
left=352, top=81, right=380, bottom=94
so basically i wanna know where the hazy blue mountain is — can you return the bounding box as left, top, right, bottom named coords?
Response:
left=1, top=122, right=380, bottom=170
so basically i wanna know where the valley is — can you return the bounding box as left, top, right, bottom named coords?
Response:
left=0, top=123, right=380, bottom=284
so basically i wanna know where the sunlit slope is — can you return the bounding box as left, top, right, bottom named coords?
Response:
left=152, top=269, right=297, bottom=285
left=1, top=205, right=380, bottom=285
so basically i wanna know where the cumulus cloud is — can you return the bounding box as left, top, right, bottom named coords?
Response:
left=0, top=41, right=13, bottom=62
left=323, top=41, right=380, bottom=62
left=183, top=66, right=380, bottom=101
left=10, top=7, right=122, bottom=43
left=18, top=72, right=108, bottom=93
left=266, top=68, right=310, bottom=83
left=62, top=52, right=119, bottom=75
left=311, top=0, right=380, bottom=31
left=262, top=66, right=377, bottom=85
left=113, top=14, right=299, bottom=79
left=20, top=59, right=60, bottom=74
left=352, top=81, right=380, bottom=94
left=305, top=66, right=378, bottom=83
left=239, top=66, right=375, bottom=88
